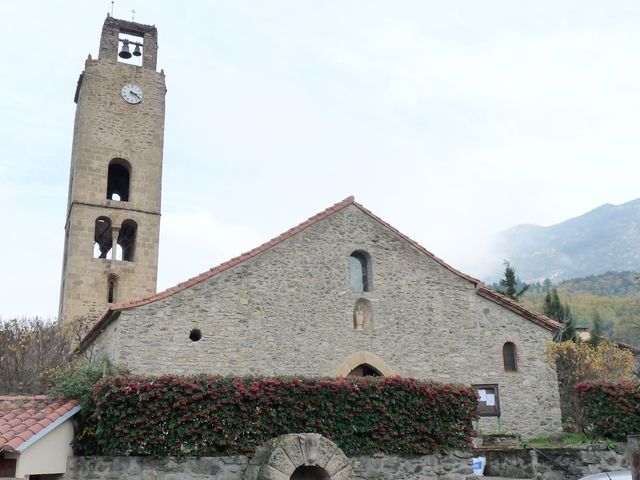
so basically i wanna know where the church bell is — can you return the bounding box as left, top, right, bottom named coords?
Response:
left=133, top=44, right=142, bottom=57
left=119, top=40, right=132, bottom=59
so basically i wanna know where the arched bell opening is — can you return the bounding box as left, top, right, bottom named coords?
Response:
left=290, top=465, right=330, bottom=480
left=106, top=159, right=131, bottom=202
left=116, top=220, right=137, bottom=262
left=93, top=216, right=112, bottom=259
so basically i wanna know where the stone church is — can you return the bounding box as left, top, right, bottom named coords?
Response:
left=60, top=16, right=563, bottom=438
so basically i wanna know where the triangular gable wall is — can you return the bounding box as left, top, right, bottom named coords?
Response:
left=79, top=196, right=560, bottom=351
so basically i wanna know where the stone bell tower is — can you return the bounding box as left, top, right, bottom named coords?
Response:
left=59, top=15, right=166, bottom=327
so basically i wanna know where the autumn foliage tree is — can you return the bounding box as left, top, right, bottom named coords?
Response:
left=0, top=317, right=72, bottom=394
left=545, top=340, right=635, bottom=429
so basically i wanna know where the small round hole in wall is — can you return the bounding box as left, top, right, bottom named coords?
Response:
left=189, top=328, right=202, bottom=342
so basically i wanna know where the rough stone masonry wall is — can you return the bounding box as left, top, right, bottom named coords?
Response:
left=63, top=446, right=631, bottom=480
left=64, top=451, right=476, bottom=480
left=91, top=204, right=562, bottom=437
left=485, top=443, right=630, bottom=480
left=59, top=25, right=165, bottom=327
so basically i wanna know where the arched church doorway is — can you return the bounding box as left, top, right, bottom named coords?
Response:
left=347, top=363, right=383, bottom=377
left=335, top=352, right=394, bottom=378
left=290, top=465, right=330, bottom=480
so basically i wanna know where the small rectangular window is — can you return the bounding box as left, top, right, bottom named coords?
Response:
left=472, top=383, right=500, bottom=417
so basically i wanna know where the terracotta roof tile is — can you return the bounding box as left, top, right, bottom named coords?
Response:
left=7, top=438, right=22, bottom=450
left=79, top=196, right=560, bottom=351
left=37, top=419, right=52, bottom=429
left=0, top=396, right=79, bottom=453
left=8, top=419, right=21, bottom=428
left=28, top=424, right=43, bottom=435
left=22, top=418, right=36, bottom=428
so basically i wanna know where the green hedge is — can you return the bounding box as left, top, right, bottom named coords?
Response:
left=576, top=381, right=640, bottom=438
left=90, top=375, right=478, bottom=456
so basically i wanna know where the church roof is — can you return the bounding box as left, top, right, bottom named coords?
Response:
left=79, top=196, right=561, bottom=351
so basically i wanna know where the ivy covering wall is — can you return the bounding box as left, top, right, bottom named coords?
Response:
left=88, top=375, right=478, bottom=456
left=576, top=381, right=640, bottom=438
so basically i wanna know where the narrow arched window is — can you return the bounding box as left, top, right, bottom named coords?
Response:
left=107, top=275, right=118, bottom=303
left=93, top=217, right=112, bottom=259
left=349, top=250, right=371, bottom=292
left=106, top=159, right=131, bottom=201
left=117, top=220, right=137, bottom=262
left=503, top=342, right=518, bottom=372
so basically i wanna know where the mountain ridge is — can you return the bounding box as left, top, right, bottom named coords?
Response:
left=498, top=197, right=640, bottom=282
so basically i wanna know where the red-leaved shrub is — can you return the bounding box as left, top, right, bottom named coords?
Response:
left=88, top=375, right=478, bottom=456
left=576, top=381, right=640, bottom=438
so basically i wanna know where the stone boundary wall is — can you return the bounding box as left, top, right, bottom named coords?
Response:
left=485, top=443, right=629, bottom=480
left=64, top=451, right=475, bottom=480
left=64, top=456, right=248, bottom=480
left=64, top=445, right=629, bottom=480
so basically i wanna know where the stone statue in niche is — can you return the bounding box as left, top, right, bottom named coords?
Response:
left=299, top=433, right=322, bottom=465
left=353, top=298, right=371, bottom=331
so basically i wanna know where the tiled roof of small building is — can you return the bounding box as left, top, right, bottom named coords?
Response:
left=0, top=396, right=80, bottom=453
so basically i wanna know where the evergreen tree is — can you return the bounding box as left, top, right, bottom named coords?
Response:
left=543, top=287, right=577, bottom=342
left=589, top=311, right=604, bottom=347
left=543, top=288, right=562, bottom=319
left=497, top=261, right=529, bottom=302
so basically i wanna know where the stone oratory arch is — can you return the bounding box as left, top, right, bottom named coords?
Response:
left=244, top=433, right=352, bottom=480
left=335, top=351, right=394, bottom=378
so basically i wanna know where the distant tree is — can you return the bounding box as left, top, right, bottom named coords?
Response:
left=543, top=287, right=577, bottom=342
left=589, top=311, right=605, bottom=347
left=496, top=261, right=529, bottom=302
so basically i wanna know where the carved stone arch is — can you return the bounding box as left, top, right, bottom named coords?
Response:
left=244, top=433, right=352, bottom=480
left=335, top=352, right=394, bottom=378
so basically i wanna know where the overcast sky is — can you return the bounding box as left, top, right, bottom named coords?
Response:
left=1, top=1, right=639, bottom=319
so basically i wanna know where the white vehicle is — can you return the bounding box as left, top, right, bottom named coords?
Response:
left=579, top=471, right=632, bottom=480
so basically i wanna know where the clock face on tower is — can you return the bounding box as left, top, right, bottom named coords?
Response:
left=121, top=84, right=143, bottom=104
